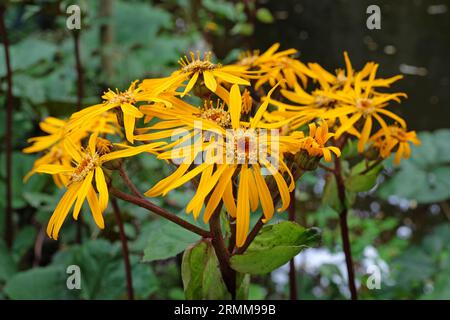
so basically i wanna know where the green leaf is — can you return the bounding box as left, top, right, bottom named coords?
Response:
left=4, top=266, right=76, bottom=300
left=346, top=160, right=382, bottom=192
left=142, top=219, right=201, bottom=262
left=12, top=226, right=37, bottom=263
left=322, top=175, right=342, bottom=212
left=0, top=241, right=16, bottom=283
left=230, top=222, right=320, bottom=275
left=256, top=8, right=274, bottom=23
left=379, top=130, right=450, bottom=203
left=52, top=240, right=158, bottom=299
left=231, top=23, right=254, bottom=36
left=181, top=239, right=230, bottom=300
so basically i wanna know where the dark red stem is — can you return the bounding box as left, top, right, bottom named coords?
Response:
left=109, top=187, right=210, bottom=238
left=111, top=198, right=134, bottom=300
left=334, top=157, right=358, bottom=300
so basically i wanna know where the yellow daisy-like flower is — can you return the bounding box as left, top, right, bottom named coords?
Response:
left=23, top=114, right=120, bottom=185
left=142, top=84, right=296, bottom=247
left=280, top=121, right=341, bottom=162
left=371, top=126, right=421, bottom=165
left=238, top=43, right=315, bottom=90
left=321, top=67, right=407, bottom=152
left=34, top=134, right=164, bottom=239
left=66, top=81, right=168, bottom=143
left=174, top=51, right=250, bottom=96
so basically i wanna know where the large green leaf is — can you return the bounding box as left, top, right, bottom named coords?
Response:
left=142, top=219, right=201, bottom=262
left=4, top=266, right=77, bottom=300
left=181, top=239, right=230, bottom=300
left=5, top=240, right=160, bottom=300
left=0, top=241, right=16, bottom=283
left=143, top=219, right=200, bottom=262
left=379, top=130, right=450, bottom=203
left=345, top=160, right=383, bottom=192
left=230, top=222, right=320, bottom=275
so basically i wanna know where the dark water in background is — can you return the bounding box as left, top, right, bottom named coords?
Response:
left=254, top=0, right=450, bottom=131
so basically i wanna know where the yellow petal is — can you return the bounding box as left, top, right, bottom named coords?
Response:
left=145, top=163, right=190, bottom=197
left=223, top=180, right=236, bottom=218
left=252, top=164, right=274, bottom=221
left=181, top=71, right=199, bottom=97
left=203, top=165, right=236, bottom=223
left=123, top=113, right=136, bottom=143
left=35, top=164, right=73, bottom=175
left=87, top=187, right=105, bottom=229
left=230, top=84, right=242, bottom=130
left=203, top=70, right=217, bottom=92
left=47, top=183, right=80, bottom=239
left=73, top=172, right=94, bottom=220
left=213, top=70, right=250, bottom=86
left=236, top=165, right=250, bottom=247
left=358, top=116, right=372, bottom=152
left=95, top=168, right=109, bottom=212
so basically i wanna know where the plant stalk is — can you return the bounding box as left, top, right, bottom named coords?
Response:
left=334, top=157, right=358, bottom=300
left=111, top=198, right=134, bottom=300
left=109, top=187, right=210, bottom=238
left=209, top=204, right=236, bottom=299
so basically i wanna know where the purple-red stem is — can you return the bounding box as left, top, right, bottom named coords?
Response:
left=334, top=157, right=358, bottom=300
left=111, top=198, right=134, bottom=300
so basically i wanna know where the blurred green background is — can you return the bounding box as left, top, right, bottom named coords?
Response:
left=1, top=0, right=449, bottom=300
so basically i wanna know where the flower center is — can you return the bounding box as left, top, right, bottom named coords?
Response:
left=69, top=152, right=99, bottom=184
left=226, top=130, right=259, bottom=164
left=200, top=100, right=231, bottom=128
left=179, top=51, right=217, bottom=74
left=356, top=98, right=375, bottom=115
left=314, top=93, right=335, bottom=108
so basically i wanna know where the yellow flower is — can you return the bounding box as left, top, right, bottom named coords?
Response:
left=371, top=126, right=420, bottom=165
left=174, top=51, right=250, bottom=96
left=308, top=52, right=403, bottom=91
left=23, top=117, right=76, bottom=154
left=320, top=66, right=407, bottom=152
left=142, top=84, right=295, bottom=247
left=34, top=134, right=164, bottom=239
left=280, top=121, right=341, bottom=162
left=238, top=43, right=315, bottom=90
left=24, top=144, right=71, bottom=188
left=23, top=114, right=120, bottom=185
left=66, top=81, right=166, bottom=143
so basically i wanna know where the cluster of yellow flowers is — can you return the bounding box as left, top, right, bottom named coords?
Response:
left=24, top=43, right=419, bottom=246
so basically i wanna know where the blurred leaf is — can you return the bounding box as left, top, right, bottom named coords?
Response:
left=0, top=241, right=16, bottom=283
left=231, top=23, right=254, bottom=36
left=256, top=8, right=274, bottom=23
left=322, top=175, right=342, bottom=212
left=379, top=130, right=450, bottom=203
left=4, top=266, right=76, bottom=299
left=230, top=222, right=320, bottom=275
left=0, top=37, right=57, bottom=76
left=52, top=240, right=158, bottom=299
left=346, top=160, right=382, bottom=192
left=142, top=219, right=201, bottom=262
left=12, top=226, right=37, bottom=263
left=181, top=239, right=230, bottom=299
